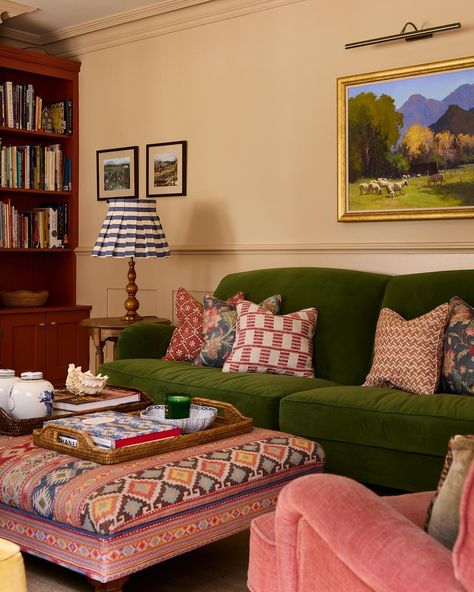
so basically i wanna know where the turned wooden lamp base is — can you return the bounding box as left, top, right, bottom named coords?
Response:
left=121, top=256, right=143, bottom=322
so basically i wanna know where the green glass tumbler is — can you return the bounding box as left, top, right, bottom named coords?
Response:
left=165, top=393, right=191, bottom=419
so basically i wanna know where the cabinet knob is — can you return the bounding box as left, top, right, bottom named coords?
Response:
left=50, top=321, right=57, bottom=326
left=38, top=322, right=46, bottom=327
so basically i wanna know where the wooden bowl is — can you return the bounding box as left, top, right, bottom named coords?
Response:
left=0, top=290, right=49, bottom=307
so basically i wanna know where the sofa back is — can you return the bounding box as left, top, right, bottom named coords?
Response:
left=214, top=267, right=389, bottom=385
left=382, top=270, right=474, bottom=319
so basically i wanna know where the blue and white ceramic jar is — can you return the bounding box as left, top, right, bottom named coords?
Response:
left=9, top=371, right=54, bottom=419
left=0, top=369, right=20, bottom=410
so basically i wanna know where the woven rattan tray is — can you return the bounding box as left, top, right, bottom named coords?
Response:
left=0, top=387, right=152, bottom=436
left=32, top=397, right=253, bottom=464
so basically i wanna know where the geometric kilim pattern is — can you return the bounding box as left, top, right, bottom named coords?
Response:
left=223, top=301, right=318, bottom=377
left=0, top=430, right=325, bottom=538
left=79, top=435, right=322, bottom=534
left=164, top=288, right=244, bottom=362
left=363, top=304, right=450, bottom=395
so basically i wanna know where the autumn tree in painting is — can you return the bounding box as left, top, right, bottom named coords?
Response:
left=348, top=92, right=403, bottom=181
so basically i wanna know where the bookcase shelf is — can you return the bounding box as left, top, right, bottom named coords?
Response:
left=0, top=126, right=74, bottom=140
left=0, top=44, right=90, bottom=383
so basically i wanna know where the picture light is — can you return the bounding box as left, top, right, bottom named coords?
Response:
left=345, top=21, right=461, bottom=49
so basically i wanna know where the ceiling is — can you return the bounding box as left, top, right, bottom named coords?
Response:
left=0, top=0, right=166, bottom=35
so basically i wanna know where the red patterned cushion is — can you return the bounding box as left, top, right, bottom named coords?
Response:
left=164, top=288, right=244, bottom=361
left=222, top=301, right=317, bottom=377
left=363, top=304, right=449, bottom=395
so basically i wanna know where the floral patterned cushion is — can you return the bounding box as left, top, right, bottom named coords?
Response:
left=441, top=296, right=474, bottom=395
left=164, top=288, right=244, bottom=362
left=193, top=294, right=281, bottom=368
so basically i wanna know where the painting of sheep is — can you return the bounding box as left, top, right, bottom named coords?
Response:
left=338, top=56, right=474, bottom=221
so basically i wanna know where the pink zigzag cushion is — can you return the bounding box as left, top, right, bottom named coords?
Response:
left=363, top=304, right=449, bottom=395
left=222, top=300, right=318, bottom=377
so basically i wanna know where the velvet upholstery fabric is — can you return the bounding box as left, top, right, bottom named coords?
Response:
left=214, top=267, right=389, bottom=385
left=100, top=357, right=338, bottom=429
left=0, top=538, right=26, bottom=592
left=249, top=474, right=467, bottom=592
left=107, top=267, right=474, bottom=491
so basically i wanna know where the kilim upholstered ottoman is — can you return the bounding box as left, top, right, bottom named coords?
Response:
left=0, top=429, right=324, bottom=591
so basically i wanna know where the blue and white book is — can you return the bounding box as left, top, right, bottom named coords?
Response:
left=46, top=410, right=181, bottom=449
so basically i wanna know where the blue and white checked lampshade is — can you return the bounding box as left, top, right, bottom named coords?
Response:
left=92, top=199, right=170, bottom=258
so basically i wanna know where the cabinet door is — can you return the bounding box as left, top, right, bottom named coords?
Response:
left=46, top=310, right=90, bottom=385
left=0, top=313, right=47, bottom=373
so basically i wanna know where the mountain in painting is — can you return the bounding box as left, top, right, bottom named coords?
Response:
left=429, top=104, right=474, bottom=135
left=398, top=83, right=474, bottom=136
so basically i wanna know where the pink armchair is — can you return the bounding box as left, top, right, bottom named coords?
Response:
left=248, top=464, right=474, bottom=592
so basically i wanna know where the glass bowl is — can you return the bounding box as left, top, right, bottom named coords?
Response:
left=140, top=404, right=218, bottom=433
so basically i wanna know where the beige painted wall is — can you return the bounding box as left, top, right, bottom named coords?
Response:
left=61, top=0, right=474, bottom=328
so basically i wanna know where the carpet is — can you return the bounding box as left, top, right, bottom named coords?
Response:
left=25, top=530, right=250, bottom=591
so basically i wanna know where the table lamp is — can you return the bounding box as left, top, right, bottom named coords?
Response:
left=92, top=199, right=170, bottom=321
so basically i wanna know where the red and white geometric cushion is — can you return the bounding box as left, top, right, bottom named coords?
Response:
left=363, top=304, right=450, bottom=395
left=164, top=288, right=244, bottom=362
left=222, top=301, right=318, bottom=377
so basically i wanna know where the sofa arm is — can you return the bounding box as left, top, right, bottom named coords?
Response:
left=275, top=474, right=462, bottom=592
left=117, top=322, right=175, bottom=360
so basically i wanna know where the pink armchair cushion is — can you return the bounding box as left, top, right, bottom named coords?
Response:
left=454, top=460, right=474, bottom=590
left=248, top=512, right=279, bottom=592
left=274, top=474, right=463, bottom=592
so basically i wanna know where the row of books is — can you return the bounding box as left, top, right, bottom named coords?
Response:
left=0, top=81, right=72, bottom=134
left=0, top=142, right=72, bottom=192
left=0, top=199, right=69, bottom=248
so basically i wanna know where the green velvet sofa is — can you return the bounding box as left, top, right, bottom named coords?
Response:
left=100, top=267, right=474, bottom=493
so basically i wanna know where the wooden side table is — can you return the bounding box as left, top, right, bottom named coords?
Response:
left=80, top=316, right=171, bottom=372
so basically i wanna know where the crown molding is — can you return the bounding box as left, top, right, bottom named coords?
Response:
left=76, top=241, right=474, bottom=256
left=0, top=0, right=36, bottom=24
left=1, top=0, right=307, bottom=57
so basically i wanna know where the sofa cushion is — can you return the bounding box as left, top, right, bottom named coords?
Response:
left=363, top=304, right=449, bottom=395
left=164, top=288, right=244, bottom=362
left=442, top=297, right=474, bottom=395
left=214, top=267, right=390, bottom=385
left=223, top=302, right=317, bottom=378
left=100, top=358, right=339, bottom=429
left=193, top=294, right=282, bottom=369
left=279, top=386, right=474, bottom=459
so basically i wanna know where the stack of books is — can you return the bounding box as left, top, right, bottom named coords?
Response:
left=46, top=410, right=181, bottom=449
left=53, top=385, right=143, bottom=412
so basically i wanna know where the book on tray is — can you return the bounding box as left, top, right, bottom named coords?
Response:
left=46, top=411, right=181, bottom=449
left=53, top=385, right=142, bottom=412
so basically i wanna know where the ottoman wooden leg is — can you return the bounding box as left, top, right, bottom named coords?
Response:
left=87, top=575, right=130, bottom=592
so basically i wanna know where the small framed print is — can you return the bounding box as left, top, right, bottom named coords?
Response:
left=146, top=141, right=187, bottom=197
left=96, top=146, right=138, bottom=201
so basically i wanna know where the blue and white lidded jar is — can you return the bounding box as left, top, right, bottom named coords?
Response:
left=0, top=369, right=20, bottom=410
left=9, top=372, right=54, bottom=419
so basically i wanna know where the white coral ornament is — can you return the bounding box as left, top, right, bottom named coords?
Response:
left=65, top=364, right=109, bottom=396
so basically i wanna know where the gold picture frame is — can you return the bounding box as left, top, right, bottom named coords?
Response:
left=337, top=55, right=474, bottom=222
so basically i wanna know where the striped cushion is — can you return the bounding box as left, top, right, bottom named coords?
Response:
left=222, top=301, right=317, bottom=377
left=363, top=304, right=449, bottom=395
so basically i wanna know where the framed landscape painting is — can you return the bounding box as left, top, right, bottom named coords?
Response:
left=146, top=141, right=187, bottom=197
left=337, top=56, right=474, bottom=221
left=96, top=146, right=138, bottom=200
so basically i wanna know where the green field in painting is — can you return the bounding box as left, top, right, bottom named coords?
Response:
left=349, top=164, right=474, bottom=211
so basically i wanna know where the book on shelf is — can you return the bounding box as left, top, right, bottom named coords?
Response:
left=53, top=385, right=142, bottom=412
left=46, top=410, right=182, bottom=449
left=41, top=100, right=72, bottom=135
